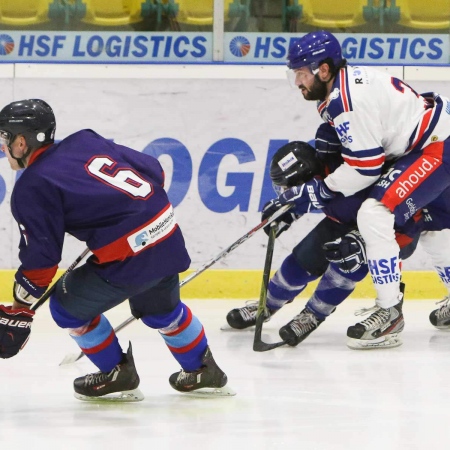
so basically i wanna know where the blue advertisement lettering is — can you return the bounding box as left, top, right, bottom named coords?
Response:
left=3, top=32, right=211, bottom=62
left=199, top=138, right=254, bottom=213
left=259, top=140, right=289, bottom=210
left=142, top=138, right=192, bottom=208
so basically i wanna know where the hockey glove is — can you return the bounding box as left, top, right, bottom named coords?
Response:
left=261, top=200, right=299, bottom=237
left=323, top=230, right=367, bottom=273
left=0, top=305, right=35, bottom=358
left=279, top=178, right=335, bottom=215
left=315, top=122, right=342, bottom=155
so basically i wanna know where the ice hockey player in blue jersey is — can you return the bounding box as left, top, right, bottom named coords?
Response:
left=0, top=99, right=234, bottom=400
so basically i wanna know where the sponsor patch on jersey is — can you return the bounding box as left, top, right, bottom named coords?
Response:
left=127, top=205, right=176, bottom=253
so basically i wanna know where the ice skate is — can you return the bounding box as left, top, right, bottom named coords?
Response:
left=73, top=342, right=144, bottom=402
left=225, top=301, right=272, bottom=330
left=429, top=296, right=450, bottom=330
left=278, top=308, right=324, bottom=346
left=347, top=301, right=404, bottom=350
left=169, top=347, right=235, bottom=397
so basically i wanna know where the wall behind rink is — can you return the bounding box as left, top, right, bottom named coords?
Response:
left=0, top=64, right=448, bottom=299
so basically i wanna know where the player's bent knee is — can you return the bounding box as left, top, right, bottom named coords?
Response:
left=49, top=294, right=88, bottom=329
left=141, top=301, right=184, bottom=330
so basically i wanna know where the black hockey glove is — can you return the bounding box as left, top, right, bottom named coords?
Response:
left=0, top=305, right=35, bottom=358
left=261, top=199, right=299, bottom=237
left=323, top=230, right=367, bottom=273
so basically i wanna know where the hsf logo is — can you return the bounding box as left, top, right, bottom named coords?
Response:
left=0, top=34, right=14, bottom=55
left=229, top=36, right=251, bottom=57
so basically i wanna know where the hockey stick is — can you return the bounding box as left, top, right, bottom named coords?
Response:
left=253, top=224, right=287, bottom=352
left=59, top=204, right=293, bottom=365
left=31, top=248, right=91, bottom=311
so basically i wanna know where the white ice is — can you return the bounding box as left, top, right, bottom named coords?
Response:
left=1, top=299, right=449, bottom=450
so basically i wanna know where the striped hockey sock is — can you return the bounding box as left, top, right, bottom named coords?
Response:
left=142, top=302, right=207, bottom=372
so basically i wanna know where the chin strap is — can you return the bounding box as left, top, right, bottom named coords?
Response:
left=7, top=143, right=32, bottom=168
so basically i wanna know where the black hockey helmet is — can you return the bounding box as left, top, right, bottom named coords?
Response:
left=0, top=99, right=56, bottom=154
left=270, top=141, right=323, bottom=188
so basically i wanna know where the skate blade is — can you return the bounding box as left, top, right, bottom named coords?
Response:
left=347, top=334, right=403, bottom=350
left=74, top=388, right=144, bottom=402
left=59, top=351, right=84, bottom=366
left=182, top=384, right=236, bottom=398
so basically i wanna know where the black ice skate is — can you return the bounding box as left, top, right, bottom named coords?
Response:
left=226, top=301, right=273, bottom=329
left=429, top=296, right=450, bottom=330
left=347, top=284, right=405, bottom=350
left=169, top=347, right=235, bottom=397
left=279, top=308, right=324, bottom=346
left=73, top=342, right=144, bottom=402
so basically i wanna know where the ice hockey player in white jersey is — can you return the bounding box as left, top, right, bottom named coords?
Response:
left=265, top=30, right=450, bottom=349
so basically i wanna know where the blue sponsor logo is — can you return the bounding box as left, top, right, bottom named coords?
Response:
left=229, top=36, right=251, bottom=57
left=335, top=121, right=350, bottom=137
left=134, top=231, right=150, bottom=247
left=368, top=257, right=401, bottom=284
left=0, top=34, right=14, bottom=55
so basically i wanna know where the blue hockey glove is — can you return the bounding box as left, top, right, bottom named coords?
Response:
left=0, top=305, right=35, bottom=358
left=261, top=200, right=299, bottom=237
left=323, top=230, right=367, bottom=273
left=315, top=122, right=342, bottom=155
left=279, top=178, right=335, bottom=214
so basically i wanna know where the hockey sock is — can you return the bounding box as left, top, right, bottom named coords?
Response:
left=420, top=230, right=450, bottom=294
left=358, top=199, right=402, bottom=308
left=49, top=295, right=122, bottom=372
left=142, top=302, right=207, bottom=372
left=267, top=253, right=318, bottom=311
left=306, top=263, right=368, bottom=320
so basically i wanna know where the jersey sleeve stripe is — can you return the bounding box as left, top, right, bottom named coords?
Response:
left=407, top=95, right=443, bottom=153
left=339, top=68, right=353, bottom=112
left=21, top=265, right=58, bottom=287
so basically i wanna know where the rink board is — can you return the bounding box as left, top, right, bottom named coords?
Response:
left=0, top=269, right=445, bottom=302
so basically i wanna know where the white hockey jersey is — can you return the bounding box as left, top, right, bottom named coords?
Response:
left=319, top=65, right=450, bottom=196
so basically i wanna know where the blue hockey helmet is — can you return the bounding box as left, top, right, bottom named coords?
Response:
left=287, top=30, right=343, bottom=72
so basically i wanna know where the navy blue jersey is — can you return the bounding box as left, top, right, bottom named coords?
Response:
left=11, top=130, right=191, bottom=298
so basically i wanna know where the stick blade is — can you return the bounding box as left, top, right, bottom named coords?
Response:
left=59, top=351, right=84, bottom=366
left=253, top=340, right=286, bottom=352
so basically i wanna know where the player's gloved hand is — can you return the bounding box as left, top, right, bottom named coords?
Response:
left=323, top=230, right=367, bottom=273
left=261, top=200, right=299, bottom=237
left=278, top=178, right=335, bottom=214
left=315, top=122, right=342, bottom=154
left=315, top=123, right=344, bottom=173
left=0, top=305, right=35, bottom=358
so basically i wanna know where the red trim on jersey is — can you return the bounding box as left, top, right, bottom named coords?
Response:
left=395, top=232, right=414, bottom=249
left=167, top=328, right=205, bottom=354
left=342, top=154, right=385, bottom=168
left=382, top=142, right=444, bottom=211
left=164, top=307, right=192, bottom=337
left=92, top=204, right=178, bottom=264
left=22, top=265, right=58, bottom=287
left=81, top=330, right=116, bottom=354
left=339, top=70, right=351, bottom=112
left=27, top=144, right=53, bottom=166
left=407, top=108, right=433, bottom=153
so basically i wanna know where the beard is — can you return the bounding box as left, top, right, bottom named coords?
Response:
left=300, top=74, right=328, bottom=101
